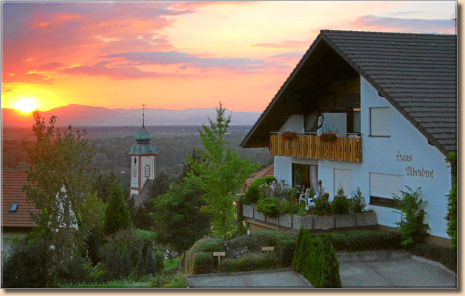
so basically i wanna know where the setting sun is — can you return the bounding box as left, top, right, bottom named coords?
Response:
left=14, top=98, right=38, bottom=113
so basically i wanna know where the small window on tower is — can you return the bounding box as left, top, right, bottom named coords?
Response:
left=133, top=157, right=137, bottom=177
left=145, top=165, right=150, bottom=178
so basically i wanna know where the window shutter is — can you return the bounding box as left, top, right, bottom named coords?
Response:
left=369, top=173, right=403, bottom=199
left=370, top=107, right=390, bottom=136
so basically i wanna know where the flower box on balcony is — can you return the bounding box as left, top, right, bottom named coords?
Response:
left=280, top=131, right=298, bottom=141
left=319, top=132, right=337, bottom=142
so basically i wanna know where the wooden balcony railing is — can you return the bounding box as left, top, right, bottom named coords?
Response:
left=270, top=133, right=362, bottom=163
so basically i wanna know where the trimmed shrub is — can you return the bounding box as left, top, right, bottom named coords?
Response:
left=183, top=238, right=219, bottom=275
left=331, top=186, right=350, bottom=214
left=313, top=193, right=331, bottom=215
left=193, top=252, right=213, bottom=274
left=412, top=243, right=457, bottom=272
left=190, top=237, right=224, bottom=253
left=393, top=187, right=429, bottom=248
left=321, top=230, right=402, bottom=252
left=293, top=229, right=341, bottom=288
left=256, top=197, right=281, bottom=218
left=222, top=253, right=276, bottom=273
left=349, top=187, right=366, bottom=213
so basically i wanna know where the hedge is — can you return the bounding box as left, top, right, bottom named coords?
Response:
left=293, top=229, right=341, bottom=288
left=412, top=243, right=457, bottom=272
left=185, top=231, right=297, bottom=274
left=190, top=238, right=224, bottom=253
left=314, top=230, right=402, bottom=252
left=222, top=253, right=276, bottom=273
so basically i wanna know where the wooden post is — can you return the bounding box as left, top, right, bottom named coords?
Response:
left=213, top=252, right=225, bottom=272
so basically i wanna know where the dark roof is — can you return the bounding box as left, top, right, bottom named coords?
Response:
left=241, top=30, right=457, bottom=155
left=2, top=171, right=37, bottom=229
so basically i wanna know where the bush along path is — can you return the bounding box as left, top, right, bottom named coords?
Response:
left=292, top=228, right=341, bottom=288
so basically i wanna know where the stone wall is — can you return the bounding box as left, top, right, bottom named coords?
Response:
left=244, top=206, right=378, bottom=232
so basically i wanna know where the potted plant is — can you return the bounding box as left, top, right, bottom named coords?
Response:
left=320, top=131, right=337, bottom=142
left=281, top=131, right=298, bottom=141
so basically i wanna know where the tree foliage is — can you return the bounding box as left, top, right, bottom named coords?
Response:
left=152, top=175, right=210, bottom=255
left=104, top=182, right=131, bottom=235
left=132, top=172, right=170, bottom=230
left=22, top=111, right=95, bottom=263
left=446, top=150, right=457, bottom=249
left=189, top=103, right=258, bottom=239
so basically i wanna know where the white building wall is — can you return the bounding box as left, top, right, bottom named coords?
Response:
left=130, top=155, right=156, bottom=195
left=272, top=77, right=452, bottom=239
left=360, top=77, right=451, bottom=238
left=279, top=115, right=305, bottom=133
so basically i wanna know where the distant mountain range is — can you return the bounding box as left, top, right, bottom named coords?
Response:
left=2, top=104, right=261, bottom=127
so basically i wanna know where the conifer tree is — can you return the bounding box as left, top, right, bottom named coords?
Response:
left=189, top=103, right=258, bottom=239
left=104, top=182, right=131, bottom=235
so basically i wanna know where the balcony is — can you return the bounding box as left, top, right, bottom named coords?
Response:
left=270, top=133, right=362, bottom=163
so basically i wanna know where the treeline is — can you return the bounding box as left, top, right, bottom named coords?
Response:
left=3, top=130, right=273, bottom=186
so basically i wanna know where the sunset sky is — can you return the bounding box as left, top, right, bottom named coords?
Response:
left=1, top=1, right=456, bottom=112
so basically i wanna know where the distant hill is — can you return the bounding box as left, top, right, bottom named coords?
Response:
left=1, top=104, right=261, bottom=127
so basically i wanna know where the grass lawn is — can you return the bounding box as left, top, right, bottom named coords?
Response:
left=164, top=257, right=180, bottom=270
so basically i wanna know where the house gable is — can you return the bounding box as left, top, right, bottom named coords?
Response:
left=241, top=30, right=457, bottom=156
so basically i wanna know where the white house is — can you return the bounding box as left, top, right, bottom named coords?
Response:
left=241, top=30, right=457, bottom=246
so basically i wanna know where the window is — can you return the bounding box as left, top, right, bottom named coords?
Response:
left=9, top=203, right=18, bottom=212
left=145, top=165, right=150, bottom=178
left=370, top=107, right=390, bottom=136
left=334, top=169, right=353, bottom=195
left=133, top=157, right=137, bottom=177
left=369, top=173, right=403, bottom=208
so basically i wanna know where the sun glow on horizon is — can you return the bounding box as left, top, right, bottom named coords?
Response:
left=14, top=98, right=38, bottom=113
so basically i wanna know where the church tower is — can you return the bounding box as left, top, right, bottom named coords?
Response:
left=129, top=105, right=157, bottom=196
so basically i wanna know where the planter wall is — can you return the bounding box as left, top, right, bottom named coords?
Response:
left=280, top=214, right=293, bottom=228
left=334, top=214, right=357, bottom=228
left=244, top=207, right=377, bottom=231
left=313, top=215, right=334, bottom=230
left=243, top=205, right=254, bottom=219
left=253, top=208, right=265, bottom=222
left=355, top=211, right=377, bottom=227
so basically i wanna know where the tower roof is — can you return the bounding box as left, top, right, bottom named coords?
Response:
left=135, top=125, right=151, bottom=141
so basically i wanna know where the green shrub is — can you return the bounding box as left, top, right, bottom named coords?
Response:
left=222, top=253, right=276, bottom=273
left=276, top=239, right=296, bottom=267
left=393, top=187, right=430, bottom=248
left=292, top=229, right=341, bottom=288
left=101, top=228, right=163, bottom=281
left=162, top=273, right=188, bottom=288
left=193, top=252, right=213, bottom=274
left=54, top=254, right=92, bottom=285
left=412, top=243, right=457, bottom=272
left=256, top=197, right=281, bottom=218
left=2, top=236, right=53, bottom=287
left=331, top=186, right=350, bottom=214
left=279, top=200, right=299, bottom=215
left=313, top=193, right=331, bottom=215
left=349, top=187, right=366, bottom=213
left=244, top=176, right=276, bottom=204
left=190, top=237, right=224, bottom=253
left=319, top=230, right=402, bottom=252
